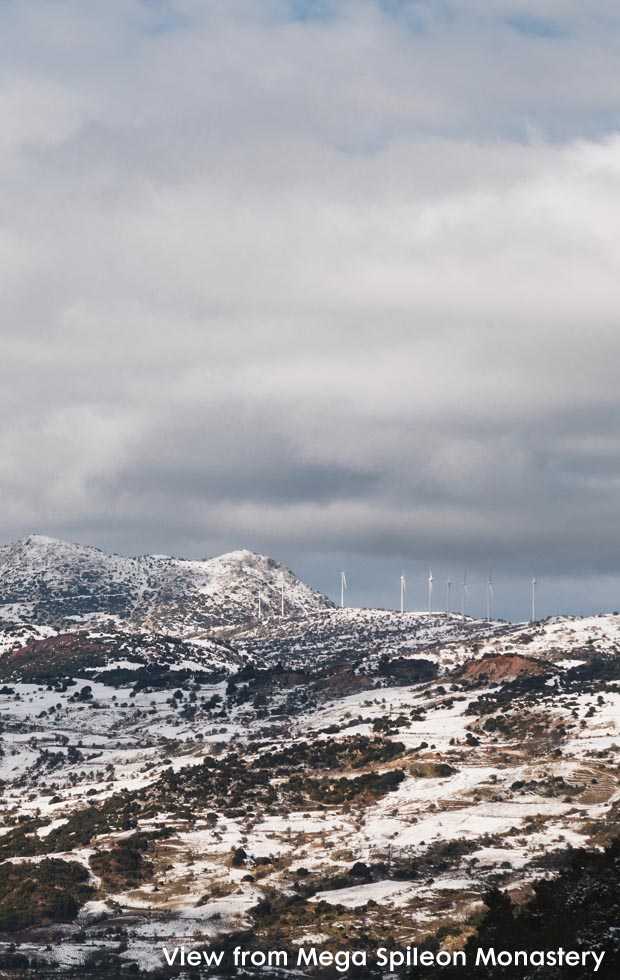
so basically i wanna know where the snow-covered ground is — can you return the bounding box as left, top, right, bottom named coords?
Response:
left=0, top=572, right=619, bottom=973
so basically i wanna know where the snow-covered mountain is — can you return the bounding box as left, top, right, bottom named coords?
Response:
left=0, top=534, right=333, bottom=634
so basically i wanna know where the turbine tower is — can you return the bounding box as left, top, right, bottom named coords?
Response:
left=531, top=576, right=537, bottom=622
left=400, top=571, right=406, bottom=614
left=428, top=569, right=433, bottom=614
left=486, top=571, right=494, bottom=621
left=340, top=571, right=347, bottom=609
left=461, top=572, right=469, bottom=622
left=446, top=579, right=452, bottom=616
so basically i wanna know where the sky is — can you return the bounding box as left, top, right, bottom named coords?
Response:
left=2, top=0, right=620, bottom=620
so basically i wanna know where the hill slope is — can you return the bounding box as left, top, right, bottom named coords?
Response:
left=0, top=612, right=619, bottom=975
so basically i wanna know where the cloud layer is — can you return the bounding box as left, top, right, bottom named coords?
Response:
left=2, top=0, right=620, bottom=617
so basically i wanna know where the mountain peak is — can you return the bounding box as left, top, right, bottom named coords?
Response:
left=20, top=533, right=69, bottom=547
left=213, top=548, right=266, bottom=562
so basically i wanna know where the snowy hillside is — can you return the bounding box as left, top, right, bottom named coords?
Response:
left=1, top=547, right=620, bottom=977
left=229, top=606, right=514, bottom=670
left=0, top=535, right=333, bottom=633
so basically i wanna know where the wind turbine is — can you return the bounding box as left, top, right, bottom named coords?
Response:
left=486, top=570, right=494, bottom=621
left=446, top=579, right=452, bottom=616
left=461, top=572, right=469, bottom=622
left=531, top=576, right=537, bottom=622
left=340, top=571, right=347, bottom=609
left=400, top=571, right=406, bottom=614
left=428, top=569, right=433, bottom=614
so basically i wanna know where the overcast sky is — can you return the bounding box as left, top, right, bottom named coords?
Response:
left=2, top=0, right=620, bottom=620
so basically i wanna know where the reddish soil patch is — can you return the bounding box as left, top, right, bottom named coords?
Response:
left=454, top=653, right=552, bottom=685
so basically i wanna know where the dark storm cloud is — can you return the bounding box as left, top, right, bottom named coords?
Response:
left=109, top=433, right=381, bottom=505
left=2, top=0, right=620, bottom=617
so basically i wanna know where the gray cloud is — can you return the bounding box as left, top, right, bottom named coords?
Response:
left=1, top=0, right=620, bottom=618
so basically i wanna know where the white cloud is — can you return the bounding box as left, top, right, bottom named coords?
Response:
left=0, top=0, right=619, bottom=615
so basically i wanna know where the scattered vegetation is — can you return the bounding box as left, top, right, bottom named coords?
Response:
left=419, top=839, right=620, bottom=979
left=89, top=833, right=154, bottom=890
left=0, top=859, right=93, bottom=933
